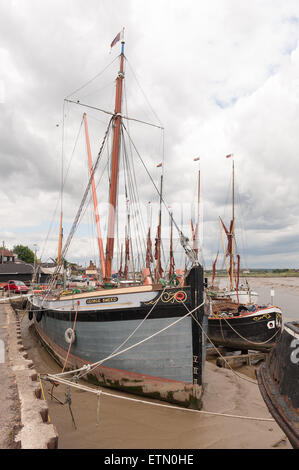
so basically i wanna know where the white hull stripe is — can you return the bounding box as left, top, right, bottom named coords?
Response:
left=284, top=325, right=299, bottom=340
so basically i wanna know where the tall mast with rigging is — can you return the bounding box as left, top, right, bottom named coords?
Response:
left=219, top=154, right=235, bottom=290
left=193, top=156, right=200, bottom=258
left=57, top=212, right=63, bottom=266
left=105, top=30, right=125, bottom=281
left=57, top=112, right=64, bottom=269
left=124, top=199, right=130, bottom=280
left=154, top=165, right=163, bottom=282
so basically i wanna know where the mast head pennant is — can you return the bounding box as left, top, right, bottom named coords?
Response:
left=110, top=32, right=121, bottom=49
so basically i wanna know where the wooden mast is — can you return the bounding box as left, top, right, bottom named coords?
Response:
left=146, top=227, right=153, bottom=268
left=83, top=112, right=106, bottom=280
left=154, top=169, right=163, bottom=282
left=193, top=157, right=200, bottom=257
left=146, top=201, right=153, bottom=269
left=169, top=210, right=175, bottom=280
left=105, top=33, right=125, bottom=281
left=118, top=243, right=123, bottom=277
left=57, top=211, right=63, bottom=265
left=124, top=203, right=130, bottom=280
left=57, top=123, right=64, bottom=268
left=230, top=157, right=235, bottom=290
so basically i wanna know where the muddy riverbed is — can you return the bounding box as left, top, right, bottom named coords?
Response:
left=18, top=278, right=297, bottom=449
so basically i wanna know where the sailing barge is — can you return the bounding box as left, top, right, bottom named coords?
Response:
left=256, top=321, right=299, bottom=449
left=29, top=31, right=206, bottom=409
left=31, top=267, right=205, bottom=408
left=208, top=300, right=282, bottom=352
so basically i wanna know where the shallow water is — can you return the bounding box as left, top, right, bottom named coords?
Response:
left=247, top=277, right=299, bottom=322
left=216, top=276, right=299, bottom=322
left=20, top=277, right=297, bottom=449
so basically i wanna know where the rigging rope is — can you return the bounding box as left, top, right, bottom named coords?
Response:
left=125, top=57, right=163, bottom=128
left=99, top=286, right=168, bottom=358
left=65, top=55, right=120, bottom=100
left=181, top=299, right=258, bottom=385
left=44, top=117, right=113, bottom=298
left=40, top=292, right=273, bottom=421
left=220, top=314, right=282, bottom=346
left=121, top=122, right=198, bottom=267
left=121, top=126, right=147, bottom=269
left=38, top=109, right=84, bottom=265
left=65, top=99, right=163, bottom=130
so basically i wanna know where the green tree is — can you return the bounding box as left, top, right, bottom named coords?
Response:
left=13, top=245, right=35, bottom=264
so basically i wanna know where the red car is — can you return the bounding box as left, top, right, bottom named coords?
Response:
left=4, top=280, right=29, bottom=294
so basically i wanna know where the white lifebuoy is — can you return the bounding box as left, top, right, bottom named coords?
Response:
left=65, top=328, right=76, bottom=344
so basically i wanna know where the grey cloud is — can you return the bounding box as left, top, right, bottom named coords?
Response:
left=2, top=0, right=299, bottom=268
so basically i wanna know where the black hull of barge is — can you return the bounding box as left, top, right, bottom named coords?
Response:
left=208, top=310, right=281, bottom=352
left=256, top=321, right=299, bottom=449
left=29, top=265, right=206, bottom=409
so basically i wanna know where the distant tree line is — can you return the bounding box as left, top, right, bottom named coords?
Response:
left=271, top=268, right=294, bottom=273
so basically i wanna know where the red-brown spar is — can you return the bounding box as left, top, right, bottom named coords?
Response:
left=105, top=45, right=125, bottom=282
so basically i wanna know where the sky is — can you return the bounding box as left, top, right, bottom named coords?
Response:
left=1, top=0, right=299, bottom=270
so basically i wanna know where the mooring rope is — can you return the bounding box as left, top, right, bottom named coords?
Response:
left=43, top=298, right=205, bottom=385
left=25, top=280, right=272, bottom=418
left=220, top=314, right=282, bottom=346
left=181, top=299, right=258, bottom=385
left=53, top=301, right=205, bottom=381
left=41, top=296, right=273, bottom=423
left=31, top=289, right=275, bottom=424
left=38, top=373, right=51, bottom=423
left=108, top=285, right=168, bottom=357
left=61, top=301, right=79, bottom=373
